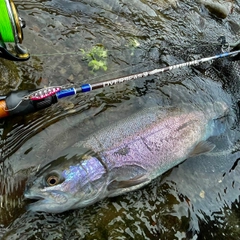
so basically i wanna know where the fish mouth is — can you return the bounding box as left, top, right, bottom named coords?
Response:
left=24, top=193, right=44, bottom=200
left=24, top=192, right=46, bottom=205
left=24, top=192, right=54, bottom=212
left=24, top=190, right=45, bottom=200
left=24, top=190, right=69, bottom=213
left=24, top=192, right=47, bottom=207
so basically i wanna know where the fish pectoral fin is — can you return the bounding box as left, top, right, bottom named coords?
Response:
left=188, top=141, right=215, bottom=158
left=107, top=175, right=149, bottom=191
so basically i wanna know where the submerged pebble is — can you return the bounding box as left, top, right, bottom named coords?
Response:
left=201, top=0, right=233, bottom=18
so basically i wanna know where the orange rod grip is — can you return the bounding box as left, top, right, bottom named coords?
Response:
left=0, top=100, right=9, bottom=118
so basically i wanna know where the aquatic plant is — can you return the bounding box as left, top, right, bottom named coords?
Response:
left=128, top=38, right=140, bottom=49
left=81, top=45, right=108, bottom=72
left=128, top=37, right=140, bottom=55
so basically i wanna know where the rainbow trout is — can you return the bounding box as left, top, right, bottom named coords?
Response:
left=24, top=102, right=227, bottom=213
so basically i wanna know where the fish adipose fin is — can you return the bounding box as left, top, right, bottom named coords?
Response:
left=107, top=174, right=149, bottom=191
left=188, top=141, right=215, bottom=158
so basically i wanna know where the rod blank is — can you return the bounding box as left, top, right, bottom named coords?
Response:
left=74, top=49, right=240, bottom=94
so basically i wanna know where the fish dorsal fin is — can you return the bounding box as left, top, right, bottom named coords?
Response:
left=188, top=141, right=215, bottom=158
left=107, top=175, right=149, bottom=191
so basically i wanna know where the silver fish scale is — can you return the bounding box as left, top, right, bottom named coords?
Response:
left=100, top=112, right=208, bottom=176
left=81, top=106, right=213, bottom=175
left=82, top=106, right=179, bottom=152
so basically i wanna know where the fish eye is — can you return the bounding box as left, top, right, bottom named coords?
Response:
left=45, top=172, right=63, bottom=186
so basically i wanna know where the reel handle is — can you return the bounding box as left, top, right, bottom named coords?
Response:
left=0, top=40, right=29, bottom=61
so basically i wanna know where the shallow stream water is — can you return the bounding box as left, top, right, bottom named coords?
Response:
left=0, top=0, right=240, bottom=239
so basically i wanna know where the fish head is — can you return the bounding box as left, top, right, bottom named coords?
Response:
left=24, top=152, right=107, bottom=213
left=24, top=168, right=74, bottom=213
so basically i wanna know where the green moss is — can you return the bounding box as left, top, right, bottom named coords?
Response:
left=127, top=37, right=140, bottom=56
left=81, top=46, right=108, bottom=72
left=128, top=38, right=140, bottom=48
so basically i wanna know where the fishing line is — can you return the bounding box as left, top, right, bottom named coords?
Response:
left=29, top=39, right=237, bottom=86
left=31, top=51, right=82, bottom=57
left=31, top=42, right=224, bottom=57
left=31, top=49, right=155, bottom=86
left=31, top=48, right=121, bottom=57
left=30, top=35, right=234, bottom=58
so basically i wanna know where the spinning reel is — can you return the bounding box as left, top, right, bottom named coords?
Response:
left=0, top=0, right=30, bottom=61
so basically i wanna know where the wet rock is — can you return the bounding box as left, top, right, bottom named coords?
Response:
left=201, top=0, right=233, bottom=19
left=155, top=0, right=179, bottom=9
left=0, top=60, right=20, bottom=93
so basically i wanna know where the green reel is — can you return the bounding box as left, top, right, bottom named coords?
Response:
left=0, top=0, right=30, bottom=61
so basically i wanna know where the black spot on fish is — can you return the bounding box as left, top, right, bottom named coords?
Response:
left=176, top=119, right=198, bottom=132
left=114, top=146, right=130, bottom=156
left=229, top=158, right=240, bottom=172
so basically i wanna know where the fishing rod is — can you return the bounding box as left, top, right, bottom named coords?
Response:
left=0, top=48, right=239, bottom=119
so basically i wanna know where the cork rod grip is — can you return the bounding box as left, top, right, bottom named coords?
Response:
left=0, top=100, right=9, bottom=118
